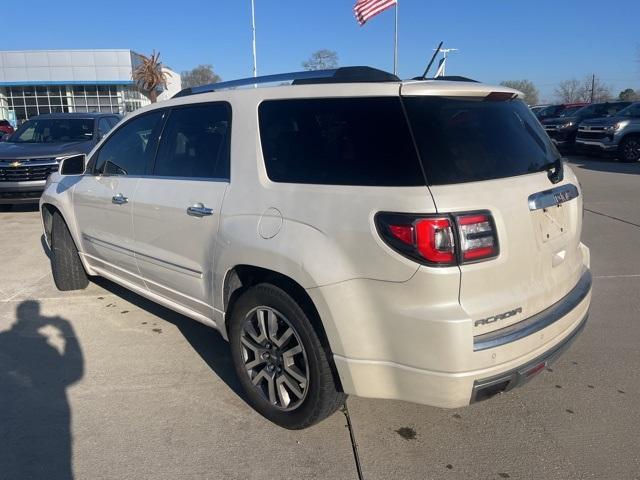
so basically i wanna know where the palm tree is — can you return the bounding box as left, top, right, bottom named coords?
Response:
left=132, top=51, right=171, bottom=103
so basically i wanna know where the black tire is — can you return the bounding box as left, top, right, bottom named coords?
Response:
left=0, top=204, right=12, bottom=212
left=51, top=211, right=89, bottom=291
left=228, top=283, right=346, bottom=429
left=618, top=136, right=640, bottom=163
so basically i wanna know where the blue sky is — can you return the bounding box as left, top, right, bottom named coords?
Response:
left=6, top=0, right=639, bottom=101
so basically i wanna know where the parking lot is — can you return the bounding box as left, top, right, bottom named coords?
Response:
left=1, top=156, right=639, bottom=480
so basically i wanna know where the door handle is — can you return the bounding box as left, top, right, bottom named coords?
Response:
left=187, top=203, right=214, bottom=217
left=112, top=193, right=128, bottom=205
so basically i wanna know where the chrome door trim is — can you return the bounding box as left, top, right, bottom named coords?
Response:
left=528, top=184, right=579, bottom=211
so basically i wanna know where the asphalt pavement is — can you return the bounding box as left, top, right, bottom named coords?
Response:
left=1, top=156, right=639, bottom=480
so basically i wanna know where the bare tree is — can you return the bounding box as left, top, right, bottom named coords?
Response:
left=302, top=50, right=338, bottom=71
left=499, top=80, right=539, bottom=105
left=181, top=65, right=222, bottom=89
left=554, top=75, right=612, bottom=103
left=554, top=78, right=583, bottom=103
left=132, top=51, right=170, bottom=103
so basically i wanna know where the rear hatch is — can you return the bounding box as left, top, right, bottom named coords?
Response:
left=401, top=83, right=586, bottom=336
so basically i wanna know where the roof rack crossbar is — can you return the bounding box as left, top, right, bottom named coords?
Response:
left=173, top=66, right=400, bottom=98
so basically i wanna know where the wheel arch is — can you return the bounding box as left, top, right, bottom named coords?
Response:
left=222, top=264, right=344, bottom=392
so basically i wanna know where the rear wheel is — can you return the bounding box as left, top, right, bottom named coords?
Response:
left=619, top=136, right=640, bottom=163
left=51, top=211, right=89, bottom=291
left=228, top=283, right=346, bottom=429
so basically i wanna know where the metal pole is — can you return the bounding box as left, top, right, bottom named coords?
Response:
left=251, top=0, right=258, bottom=78
left=393, top=2, right=398, bottom=76
left=590, top=74, right=595, bottom=103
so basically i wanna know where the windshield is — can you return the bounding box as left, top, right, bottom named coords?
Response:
left=619, top=103, right=640, bottom=117
left=403, top=96, right=559, bottom=185
left=558, top=106, right=586, bottom=117
left=9, top=118, right=94, bottom=143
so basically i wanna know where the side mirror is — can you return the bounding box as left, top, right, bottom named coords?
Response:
left=59, top=154, right=86, bottom=176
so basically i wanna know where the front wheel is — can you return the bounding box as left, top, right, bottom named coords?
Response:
left=618, top=136, right=640, bottom=163
left=228, top=283, right=346, bottom=429
left=50, top=211, right=89, bottom=291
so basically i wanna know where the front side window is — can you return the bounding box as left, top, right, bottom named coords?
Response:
left=404, top=96, right=559, bottom=185
left=93, top=111, right=164, bottom=176
left=9, top=118, right=94, bottom=143
left=98, top=118, right=111, bottom=138
left=619, top=103, right=640, bottom=117
left=259, top=97, right=424, bottom=186
left=153, top=103, right=231, bottom=179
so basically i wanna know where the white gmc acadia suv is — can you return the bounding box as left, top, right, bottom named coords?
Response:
left=40, top=67, right=592, bottom=429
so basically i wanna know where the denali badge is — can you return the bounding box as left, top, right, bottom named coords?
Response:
left=474, top=307, right=522, bottom=327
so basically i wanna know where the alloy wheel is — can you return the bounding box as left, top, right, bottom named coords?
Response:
left=623, top=139, right=640, bottom=162
left=239, top=307, right=310, bottom=411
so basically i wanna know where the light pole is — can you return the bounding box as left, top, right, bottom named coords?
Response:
left=251, top=0, right=258, bottom=78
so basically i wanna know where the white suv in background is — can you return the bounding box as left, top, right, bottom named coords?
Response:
left=40, top=67, right=592, bottom=429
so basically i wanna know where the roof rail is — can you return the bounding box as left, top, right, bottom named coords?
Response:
left=173, top=66, right=400, bottom=98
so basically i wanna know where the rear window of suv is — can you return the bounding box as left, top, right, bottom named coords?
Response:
left=403, top=96, right=559, bottom=185
left=258, top=97, right=425, bottom=186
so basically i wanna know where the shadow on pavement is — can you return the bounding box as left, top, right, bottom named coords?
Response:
left=92, top=277, right=243, bottom=398
left=0, top=300, right=83, bottom=480
left=568, top=157, right=640, bottom=175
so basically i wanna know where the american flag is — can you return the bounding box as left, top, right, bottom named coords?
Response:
left=353, top=0, right=397, bottom=26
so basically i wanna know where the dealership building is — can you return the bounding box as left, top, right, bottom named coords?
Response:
left=0, top=49, right=180, bottom=125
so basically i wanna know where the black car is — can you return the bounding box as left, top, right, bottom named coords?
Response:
left=542, top=101, right=632, bottom=151
left=0, top=113, right=120, bottom=210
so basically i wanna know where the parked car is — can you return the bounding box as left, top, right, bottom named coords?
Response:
left=0, top=119, right=15, bottom=140
left=535, top=103, right=587, bottom=122
left=576, top=102, right=640, bottom=162
left=543, top=101, right=632, bottom=151
left=40, top=67, right=592, bottom=430
left=0, top=112, right=120, bottom=211
left=530, top=105, right=549, bottom=115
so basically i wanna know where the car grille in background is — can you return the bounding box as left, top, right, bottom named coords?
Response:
left=0, top=159, right=58, bottom=182
left=577, top=131, right=610, bottom=141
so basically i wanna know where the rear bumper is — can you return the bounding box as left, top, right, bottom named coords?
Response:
left=471, top=311, right=587, bottom=403
left=314, top=255, right=592, bottom=408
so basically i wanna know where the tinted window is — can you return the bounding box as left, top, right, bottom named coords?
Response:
left=94, top=111, right=164, bottom=176
left=107, top=116, right=119, bottom=128
left=558, top=106, right=584, bottom=117
left=620, top=103, right=640, bottom=117
left=9, top=118, right=94, bottom=143
left=259, top=97, right=424, bottom=186
left=153, top=103, right=231, bottom=179
left=404, top=97, right=559, bottom=185
left=98, top=118, right=111, bottom=138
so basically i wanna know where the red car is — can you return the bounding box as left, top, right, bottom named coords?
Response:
left=0, top=120, right=15, bottom=140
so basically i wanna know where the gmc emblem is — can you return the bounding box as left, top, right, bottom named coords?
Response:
left=474, top=307, right=523, bottom=327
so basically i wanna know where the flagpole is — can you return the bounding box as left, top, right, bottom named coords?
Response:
left=393, top=1, right=398, bottom=75
left=251, top=0, right=258, bottom=78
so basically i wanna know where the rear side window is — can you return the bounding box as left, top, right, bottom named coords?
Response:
left=259, top=97, right=424, bottom=186
left=404, top=97, right=558, bottom=185
left=93, top=111, right=164, bottom=176
left=153, top=103, right=231, bottom=179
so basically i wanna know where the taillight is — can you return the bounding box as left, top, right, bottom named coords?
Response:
left=456, top=213, right=499, bottom=262
left=376, top=211, right=498, bottom=266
